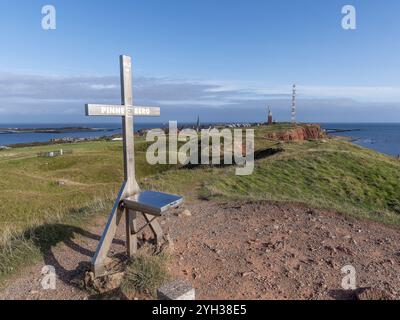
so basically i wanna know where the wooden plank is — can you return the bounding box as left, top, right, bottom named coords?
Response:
left=132, top=106, right=160, bottom=117
left=85, top=104, right=160, bottom=117
left=85, top=104, right=127, bottom=116
left=91, top=182, right=127, bottom=277
left=120, top=55, right=140, bottom=195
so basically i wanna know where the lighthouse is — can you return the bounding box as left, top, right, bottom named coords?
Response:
left=268, top=106, right=273, bottom=125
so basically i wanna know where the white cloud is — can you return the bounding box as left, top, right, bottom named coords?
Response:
left=0, top=72, right=399, bottom=122
left=156, top=99, right=239, bottom=107
left=251, top=85, right=400, bottom=103
left=90, top=84, right=118, bottom=90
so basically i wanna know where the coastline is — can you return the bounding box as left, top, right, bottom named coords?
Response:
left=1, top=123, right=400, bottom=158
left=0, top=126, right=118, bottom=135
left=2, top=134, right=123, bottom=149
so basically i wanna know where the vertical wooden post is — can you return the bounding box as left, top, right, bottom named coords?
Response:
left=125, top=209, right=138, bottom=257
left=120, top=55, right=140, bottom=256
left=120, top=55, right=139, bottom=195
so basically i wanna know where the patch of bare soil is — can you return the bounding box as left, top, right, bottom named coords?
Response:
left=165, top=201, right=400, bottom=300
left=0, top=200, right=399, bottom=300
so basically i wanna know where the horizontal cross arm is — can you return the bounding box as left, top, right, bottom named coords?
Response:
left=133, top=106, right=161, bottom=117
left=85, top=104, right=160, bottom=117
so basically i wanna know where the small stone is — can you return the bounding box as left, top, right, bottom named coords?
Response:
left=306, top=209, right=317, bottom=215
left=336, top=245, right=353, bottom=256
left=193, top=273, right=201, bottom=280
left=142, top=232, right=152, bottom=242
left=324, top=245, right=337, bottom=254
left=325, top=259, right=338, bottom=269
left=181, top=209, right=192, bottom=217
left=83, top=271, right=124, bottom=293
left=385, top=259, right=395, bottom=266
left=157, top=280, right=195, bottom=300
left=175, top=209, right=192, bottom=217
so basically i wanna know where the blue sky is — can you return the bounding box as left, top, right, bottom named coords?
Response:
left=0, top=0, right=399, bottom=123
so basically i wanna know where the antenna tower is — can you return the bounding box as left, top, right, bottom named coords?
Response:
left=291, top=84, right=296, bottom=125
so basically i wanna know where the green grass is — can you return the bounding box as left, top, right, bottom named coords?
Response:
left=150, top=137, right=400, bottom=225
left=0, top=139, right=174, bottom=282
left=1, top=125, right=400, bottom=283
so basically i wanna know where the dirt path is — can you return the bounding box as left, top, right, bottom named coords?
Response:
left=168, top=201, right=400, bottom=300
left=1, top=200, right=399, bottom=300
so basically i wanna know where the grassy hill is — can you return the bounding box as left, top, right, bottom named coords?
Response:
left=0, top=138, right=171, bottom=280
left=1, top=125, right=400, bottom=281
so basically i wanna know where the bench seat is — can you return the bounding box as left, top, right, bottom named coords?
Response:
left=124, top=190, right=183, bottom=216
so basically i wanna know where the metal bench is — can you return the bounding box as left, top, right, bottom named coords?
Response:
left=122, top=190, right=183, bottom=257
left=124, top=190, right=183, bottom=216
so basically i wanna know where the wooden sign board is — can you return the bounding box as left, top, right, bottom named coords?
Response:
left=85, top=104, right=160, bottom=117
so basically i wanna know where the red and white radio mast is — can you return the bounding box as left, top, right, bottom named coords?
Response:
left=291, top=84, right=296, bottom=125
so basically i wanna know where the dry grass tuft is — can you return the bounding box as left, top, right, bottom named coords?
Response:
left=121, top=245, right=170, bottom=298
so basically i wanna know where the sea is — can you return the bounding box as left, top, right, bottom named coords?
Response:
left=321, top=123, right=400, bottom=157
left=1, top=122, right=400, bottom=157
left=0, top=123, right=163, bottom=146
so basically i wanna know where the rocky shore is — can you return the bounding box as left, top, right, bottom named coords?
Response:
left=0, top=126, right=115, bottom=134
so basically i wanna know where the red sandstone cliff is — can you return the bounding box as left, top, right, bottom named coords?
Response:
left=265, top=124, right=325, bottom=141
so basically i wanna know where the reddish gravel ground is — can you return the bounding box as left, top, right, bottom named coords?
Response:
left=0, top=200, right=399, bottom=300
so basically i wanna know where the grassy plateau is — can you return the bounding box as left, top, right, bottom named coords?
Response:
left=1, top=124, right=400, bottom=283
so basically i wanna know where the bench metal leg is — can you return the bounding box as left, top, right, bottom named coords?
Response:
left=126, top=209, right=138, bottom=257
left=143, top=213, right=164, bottom=244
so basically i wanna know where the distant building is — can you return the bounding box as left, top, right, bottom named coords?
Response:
left=196, top=115, right=200, bottom=133
left=50, top=137, right=75, bottom=143
left=268, top=106, right=273, bottom=125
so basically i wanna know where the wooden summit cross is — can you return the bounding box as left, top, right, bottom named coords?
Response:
left=85, top=55, right=183, bottom=277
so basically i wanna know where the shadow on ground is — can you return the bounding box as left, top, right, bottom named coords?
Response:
left=182, top=143, right=283, bottom=170
left=25, top=223, right=125, bottom=290
left=328, top=289, right=356, bottom=300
